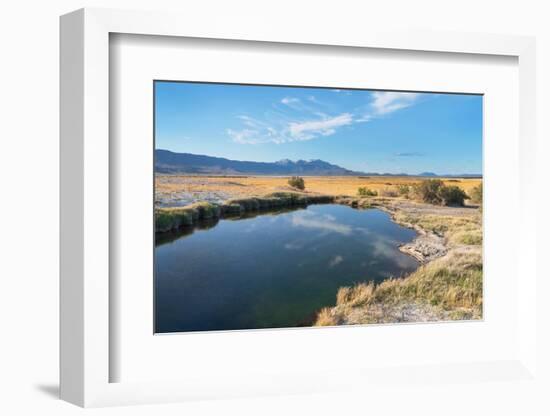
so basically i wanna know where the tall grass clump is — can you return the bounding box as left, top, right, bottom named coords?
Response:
left=288, top=176, right=305, bottom=190
left=315, top=250, right=483, bottom=326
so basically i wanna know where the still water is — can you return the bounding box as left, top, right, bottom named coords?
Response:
left=155, top=204, right=418, bottom=333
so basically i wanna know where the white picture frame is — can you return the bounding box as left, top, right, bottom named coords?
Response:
left=60, top=7, right=538, bottom=408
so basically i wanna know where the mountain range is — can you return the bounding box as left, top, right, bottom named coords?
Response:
left=155, top=149, right=362, bottom=176
left=155, top=149, right=481, bottom=178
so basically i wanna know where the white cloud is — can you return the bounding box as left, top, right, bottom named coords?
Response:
left=227, top=90, right=421, bottom=145
left=329, top=255, right=344, bottom=267
left=371, top=91, right=419, bottom=115
left=292, top=212, right=352, bottom=235
left=226, top=128, right=265, bottom=145
left=355, top=115, right=372, bottom=123
left=289, top=113, right=353, bottom=140
left=227, top=112, right=353, bottom=144
left=281, top=97, right=300, bottom=106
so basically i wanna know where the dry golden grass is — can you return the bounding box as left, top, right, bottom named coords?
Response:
left=156, top=174, right=482, bottom=203
left=316, top=249, right=482, bottom=326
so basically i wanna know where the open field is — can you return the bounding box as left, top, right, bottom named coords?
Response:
left=155, top=174, right=482, bottom=207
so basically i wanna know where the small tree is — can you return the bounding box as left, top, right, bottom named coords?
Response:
left=412, top=179, right=445, bottom=204
left=439, top=185, right=469, bottom=206
left=357, top=187, right=377, bottom=197
left=288, top=176, right=305, bottom=190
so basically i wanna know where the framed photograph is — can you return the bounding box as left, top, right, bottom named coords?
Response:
left=60, top=8, right=538, bottom=407
left=153, top=80, right=483, bottom=334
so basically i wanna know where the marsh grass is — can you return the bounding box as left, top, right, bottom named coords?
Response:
left=155, top=191, right=335, bottom=232
left=316, top=249, right=482, bottom=326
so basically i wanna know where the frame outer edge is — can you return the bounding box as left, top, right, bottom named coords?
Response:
left=517, top=39, right=537, bottom=376
left=58, top=6, right=539, bottom=407
left=60, top=8, right=85, bottom=407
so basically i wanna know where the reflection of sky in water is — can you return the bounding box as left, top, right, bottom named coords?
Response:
left=155, top=204, right=418, bottom=333
left=291, top=210, right=352, bottom=235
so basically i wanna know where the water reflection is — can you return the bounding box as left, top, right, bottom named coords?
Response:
left=155, top=204, right=418, bottom=333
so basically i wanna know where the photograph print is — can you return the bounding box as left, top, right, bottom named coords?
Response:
left=154, top=81, right=483, bottom=333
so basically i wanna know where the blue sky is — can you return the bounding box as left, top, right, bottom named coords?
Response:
left=155, top=81, right=482, bottom=175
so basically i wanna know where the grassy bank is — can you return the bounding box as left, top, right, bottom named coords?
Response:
left=155, top=192, right=335, bottom=233
left=315, top=199, right=483, bottom=325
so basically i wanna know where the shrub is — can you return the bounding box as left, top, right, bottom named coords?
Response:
left=412, top=179, right=469, bottom=206
left=396, top=184, right=410, bottom=197
left=412, top=179, right=445, bottom=204
left=288, top=176, right=305, bottom=190
left=469, top=183, right=483, bottom=204
left=357, top=187, right=377, bottom=197
left=439, top=185, right=469, bottom=206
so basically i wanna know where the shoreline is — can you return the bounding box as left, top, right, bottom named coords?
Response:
left=314, top=197, right=483, bottom=326
left=155, top=192, right=450, bottom=266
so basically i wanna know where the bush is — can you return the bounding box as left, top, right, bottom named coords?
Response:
left=469, top=183, right=483, bottom=204
left=412, top=179, right=469, bottom=206
left=439, top=185, right=469, bottom=206
left=396, top=184, right=410, bottom=196
left=412, top=179, right=445, bottom=204
left=288, top=176, right=305, bottom=190
left=357, top=187, right=377, bottom=197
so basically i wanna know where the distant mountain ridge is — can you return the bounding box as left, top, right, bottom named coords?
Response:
left=155, top=149, right=482, bottom=178
left=155, top=149, right=362, bottom=176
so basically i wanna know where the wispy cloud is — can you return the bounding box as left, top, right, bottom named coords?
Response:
left=227, top=111, right=353, bottom=144
left=280, top=96, right=320, bottom=113
left=227, top=90, right=422, bottom=145
left=291, top=212, right=352, bottom=235
left=371, top=92, right=419, bottom=115
left=226, top=128, right=267, bottom=145
left=394, top=151, right=425, bottom=157
left=281, top=97, right=300, bottom=106
left=289, top=113, right=353, bottom=141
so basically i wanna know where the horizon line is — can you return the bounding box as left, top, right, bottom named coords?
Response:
left=155, top=148, right=482, bottom=177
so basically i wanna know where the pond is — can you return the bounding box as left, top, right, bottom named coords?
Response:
left=155, top=204, right=419, bottom=333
